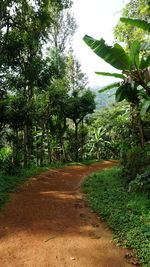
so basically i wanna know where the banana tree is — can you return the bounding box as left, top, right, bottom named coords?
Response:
left=83, top=36, right=150, bottom=148
left=83, top=36, right=150, bottom=96
left=88, top=127, right=107, bottom=159
left=119, top=17, right=150, bottom=116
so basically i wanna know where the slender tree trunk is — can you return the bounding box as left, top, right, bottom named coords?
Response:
left=46, top=128, right=52, bottom=165
left=129, top=103, right=134, bottom=128
left=135, top=103, right=145, bottom=149
left=80, top=120, right=84, bottom=161
left=40, top=124, right=45, bottom=166
left=74, top=121, right=79, bottom=162
left=138, top=116, right=145, bottom=149
left=12, top=129, right=19, bottom=166
left=23, top=123, right=28, bottom=167
left=28, top=124, right=32, bottom=166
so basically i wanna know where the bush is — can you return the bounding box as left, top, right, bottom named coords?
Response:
left=129, top=170, right=150, bottom=194
left=0, top=148, right=11, bottom=168
left=121, top=146, right=148, bottom=182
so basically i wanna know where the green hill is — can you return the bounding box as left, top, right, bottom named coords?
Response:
left=91, top=86, right=115, bottom=110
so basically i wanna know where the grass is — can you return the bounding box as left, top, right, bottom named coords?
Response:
left=83, top=166, right=150, bottom=266
left=0, top=166, right=49, bottom=209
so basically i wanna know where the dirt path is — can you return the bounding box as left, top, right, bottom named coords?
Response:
left=0, top=161, right=132, bottom=267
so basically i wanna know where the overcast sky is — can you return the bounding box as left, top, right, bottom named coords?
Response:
left=72, top=0, right=129, bottom=88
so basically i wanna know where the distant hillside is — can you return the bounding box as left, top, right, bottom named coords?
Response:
left=91, top=86, right=115, bottom=110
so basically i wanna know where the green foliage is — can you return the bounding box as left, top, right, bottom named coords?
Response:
left=115, top=82, right=139, bottom=103
left=0, top=166, right=49, bottom=209
left=98, top=83, right=120, bottom=93
left=114, top=0, right=150, bottom=45
left=0, top=0, right=97, bottom=167
left=0, top=148, right=14, bottom=174
left=83, top=167, right=150, bottom=266
left=83, top=33, right=150, bottom=129
left=66, top=90, right=95, bottom=122
left=121, top=146, right=149, bottom=181
left=0, top=148, right=11, bottom=165
left=95, top=72, right=125, bottom=79
left=87, top=102, right=140, bottom=160
left=83, top=25, right=150, bottom=153
left=141, top=99, right=150, bottom=115
left=120, top=17, right=150, bottom=33
left=129, top=170, right=150, bottom=193
left=91, top=86, right=115, bottom=110
left=83, top=35, right=130, bottom=70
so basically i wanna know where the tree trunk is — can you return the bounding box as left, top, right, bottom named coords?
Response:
left=138, top=116, right=145, bottom=149
left=74, top=121, right=79, bottom=162
left=40, top=124, right=45, bottom=167
left=12, top=129, right=19, bottom=166
left=23, top=123, right=28, bottom=167
left=135, top=103, right=145, bottom=149
left=46, top=128, right=52, bottom=165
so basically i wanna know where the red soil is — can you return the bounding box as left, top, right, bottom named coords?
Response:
left=0, top=161, right=133, bottom=267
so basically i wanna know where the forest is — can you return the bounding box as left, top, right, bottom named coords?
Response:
left=0, top=0, right=150, bottom=266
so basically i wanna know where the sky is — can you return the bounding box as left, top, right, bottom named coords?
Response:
left=72, top=0, right=129, bottom=88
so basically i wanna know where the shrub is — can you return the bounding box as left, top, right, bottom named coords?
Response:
left=129, top=170, right=150, bottom=194
left=121, top=146, right=148, bottom=182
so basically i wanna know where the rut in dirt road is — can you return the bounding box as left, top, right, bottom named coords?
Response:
left=0, top=161, right=132, bottom=267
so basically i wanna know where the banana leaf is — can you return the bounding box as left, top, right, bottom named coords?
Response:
left=95, top=72, right=125, bottom=79
left=130, top=41, right=140, bottom=69
left=83, top=35, right=130, bottom=70
left=139, top=55, right=150, bottom=69
left=141, top=99, right=150, bottom=115
left=120, top=18, right=150, bottom=33
left=115, top=83, right=139, bottom=102
left=140, top=43, right=150, bottom=51
left=99, top=82, right=120, bottom=93
left=115, top=84, right=128, bottom=102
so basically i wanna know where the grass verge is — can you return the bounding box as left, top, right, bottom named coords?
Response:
left=0, top=166, right=50, bottom=209
left=83, top=166, right=150, bottom=266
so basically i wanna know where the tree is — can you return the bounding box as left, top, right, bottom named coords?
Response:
left=113, top=0, right=150, bottom=46
left=65, top=90, right=95, bottom=161
left=83, top=35, right=150, bottom=148
left=65, top=52, right=88, bottom=93
left=0, top=0, right=75, bottom=168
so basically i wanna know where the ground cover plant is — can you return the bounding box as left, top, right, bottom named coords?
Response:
left=83, top=166, right=150, bottom=266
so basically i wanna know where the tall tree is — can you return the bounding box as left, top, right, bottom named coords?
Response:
left=0, top=0, right=74, bottom=167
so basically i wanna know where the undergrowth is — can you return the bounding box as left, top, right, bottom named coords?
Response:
left=83, top=166, right=150, bottom=266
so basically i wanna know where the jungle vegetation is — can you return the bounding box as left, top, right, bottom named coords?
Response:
left=83, top=1, right=150, bottom=265
left=0, top=0, right=149, bottom=188
left=0, top=0, right=150, bottom=264
left=0, top=0, right=149, bottom=185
